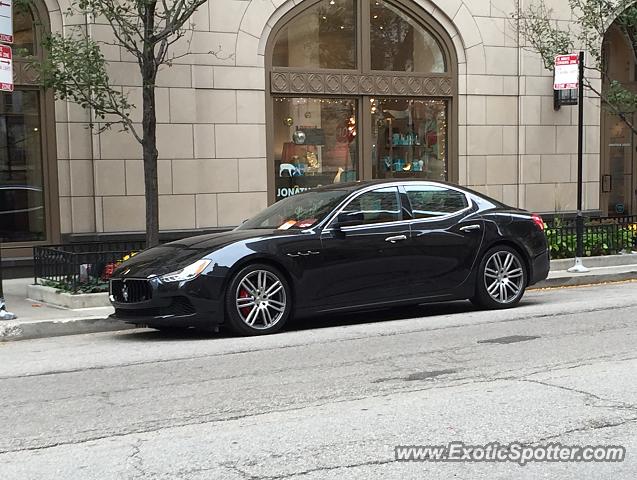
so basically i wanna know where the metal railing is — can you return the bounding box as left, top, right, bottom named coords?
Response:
left=544, top=215, right=637, bottom=259
left=34, top=241, right=146, bottom=293
left=28, top=215, right=637, bottom=291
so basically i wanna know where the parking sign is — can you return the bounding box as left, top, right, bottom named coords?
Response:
left=0, top=44, right=13, bottom=91
left=0, top=0, right=11, bottom=44
left=554, top=54, right=579, bottom=90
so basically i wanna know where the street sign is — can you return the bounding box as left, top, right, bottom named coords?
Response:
left=0, top=44, right=12, bottom=91
left=554, top=54, right=579, bottom=90
left=0, top=0, right=11, bottom=44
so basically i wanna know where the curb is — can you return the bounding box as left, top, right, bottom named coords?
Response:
left=530, top=269, right=637, bottom=289
left=0, top=317, right=138, bottom=342
left=2, top=270, right=637, bottom=342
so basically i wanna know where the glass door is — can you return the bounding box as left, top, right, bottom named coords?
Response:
left=0, top=90, right=46, bottom=242
left=603, top=114, right=634, bottom=216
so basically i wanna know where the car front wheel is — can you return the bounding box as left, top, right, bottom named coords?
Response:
left=471, top=246, right=527, bottom=309
left=225, top=264, right=292, bottom=336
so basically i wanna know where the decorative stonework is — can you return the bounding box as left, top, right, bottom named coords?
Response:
left=271, top=71, right=453, bottom=96
left=13, top=60, right=41, bottom=85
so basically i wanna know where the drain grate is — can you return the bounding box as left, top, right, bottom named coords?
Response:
left=478, top=335, right=540, bottom=345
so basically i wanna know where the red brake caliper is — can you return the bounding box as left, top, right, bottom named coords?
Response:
left=239, top=288, right=252, bottom=318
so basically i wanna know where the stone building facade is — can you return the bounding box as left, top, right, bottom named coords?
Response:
left=0, top=0, right=615, bottom=258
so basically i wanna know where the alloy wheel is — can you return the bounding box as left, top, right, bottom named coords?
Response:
left=483, top=251, right=524, bottom=304
left=235, top=270, right=287, bottom=330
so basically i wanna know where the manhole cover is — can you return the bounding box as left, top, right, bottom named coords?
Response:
left=478, top=335, right=540, bottom=345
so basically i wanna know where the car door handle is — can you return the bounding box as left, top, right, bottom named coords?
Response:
left=459, top=224, right=481, bottom=232
left=385, top=234, right=407, bottom=243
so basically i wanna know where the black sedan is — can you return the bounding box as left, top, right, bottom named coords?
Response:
left=109, top=180, right=549, bottom=335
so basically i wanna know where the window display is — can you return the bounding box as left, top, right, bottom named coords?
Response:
left=268, top=0, right=456, bottom=203
left=371, top=98, right=447, bottom=181
left=273, top=97, right=359, bottom=201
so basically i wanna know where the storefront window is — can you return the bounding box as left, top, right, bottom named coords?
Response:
left=273, top=97, right=359, bottom=201
left=272, top=0, right=357, bottom=70
left=0, top=90, right=45, bottom=242
left=371, top=98, right=447, bottom=180
left=268, top=0, right=456, bottom=202
left=370, top=0, right=445, bottom=73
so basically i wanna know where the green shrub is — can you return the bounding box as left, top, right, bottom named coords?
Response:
left=545, top=224, right=637, bottom=259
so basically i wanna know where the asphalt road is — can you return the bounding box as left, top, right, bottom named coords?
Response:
left=1, top=282, right=637, bottom=479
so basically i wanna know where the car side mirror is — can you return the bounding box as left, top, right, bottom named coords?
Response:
left=333, top=212, right=363, bottom=230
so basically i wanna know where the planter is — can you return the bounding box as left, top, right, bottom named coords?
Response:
left=27, top=284, right=111, bottom=309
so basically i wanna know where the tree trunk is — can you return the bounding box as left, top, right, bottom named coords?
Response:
left=141, top=50, right=159, bottom=248
left=141, top=3, right=159, bottom=248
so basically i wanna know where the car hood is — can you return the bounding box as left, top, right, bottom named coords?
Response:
left=112, top=229, right=294, bottom=278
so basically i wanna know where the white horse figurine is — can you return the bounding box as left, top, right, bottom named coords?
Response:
left=333, top=167, right=345, bottom=183
left=279, top=163, right=301, bottom=177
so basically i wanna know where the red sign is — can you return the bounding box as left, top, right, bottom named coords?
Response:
left=554, top=54, right=579, bottom=90
left=0, top=44, right=13, bottom=91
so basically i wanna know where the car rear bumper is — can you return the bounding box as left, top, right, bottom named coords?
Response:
left=529, top=249, right=550, bottom=285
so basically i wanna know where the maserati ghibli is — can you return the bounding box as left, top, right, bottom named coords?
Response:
left=109, top=180, right=549, bottom=335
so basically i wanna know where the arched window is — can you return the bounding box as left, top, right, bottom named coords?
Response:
left=267, top=0, right=457, bottom=203
left=0, top=3, right=58, bottom=250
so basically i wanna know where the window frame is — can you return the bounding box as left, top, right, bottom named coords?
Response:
left=335, top=185, right=403, bottom=227
left=401, top=182, right=473, bottom=222
left=265, top=0, right=458, bottom=206
left=403, top=183, right=470, bottom=219
left=1, top=1, right=59, bottom=256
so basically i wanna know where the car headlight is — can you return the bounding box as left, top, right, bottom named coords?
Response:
left=160, top=259, right=211, bottom=283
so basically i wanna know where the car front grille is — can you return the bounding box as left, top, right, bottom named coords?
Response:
left=114, top=297, right=196, bottom=318
left=111, top=279, right=152, bottom=303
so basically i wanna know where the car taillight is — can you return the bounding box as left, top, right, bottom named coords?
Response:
left=531, top=213, right=544, bottom=231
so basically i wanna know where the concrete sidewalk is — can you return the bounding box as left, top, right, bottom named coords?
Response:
left=1, top=253, right=637, bottom=342
left=0, top=278, right=134, bottom=342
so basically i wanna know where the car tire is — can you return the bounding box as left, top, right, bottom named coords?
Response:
left=225, top=263, right=292, bottom=336
left=471, top=245, right=527, bottom=309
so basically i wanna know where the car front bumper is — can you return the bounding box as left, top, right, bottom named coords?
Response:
left=108, top=275, right=224, bottom=329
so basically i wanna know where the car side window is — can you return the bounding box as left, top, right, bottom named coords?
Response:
left=338, top=187, right=401, bottom=226
left=405, top=185, right=469, bottom=219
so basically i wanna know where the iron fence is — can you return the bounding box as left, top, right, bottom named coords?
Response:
left=34, top=241, right=146, bottom=293
left=30, top=215, right=637, bottom=291
left=544, top=215, right=637, bottom=259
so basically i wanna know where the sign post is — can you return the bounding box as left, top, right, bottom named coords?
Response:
left=555, top=52, right=589, bottom=273
left=0, top=0, right=15, bottom=319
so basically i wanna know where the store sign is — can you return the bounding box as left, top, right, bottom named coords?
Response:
left=554, top=54, right=579, bottom=90
left=0, top=0, right=12, bottom=44
left=0, top=44, right=13, bottom=91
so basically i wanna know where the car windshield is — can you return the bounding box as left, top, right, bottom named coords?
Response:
left=238, top=189, right=350, bottom=230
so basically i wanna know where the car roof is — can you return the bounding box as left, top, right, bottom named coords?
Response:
left=311, top=179, right=509, bottom=209
left=313, top=178, right=466, bottom=193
